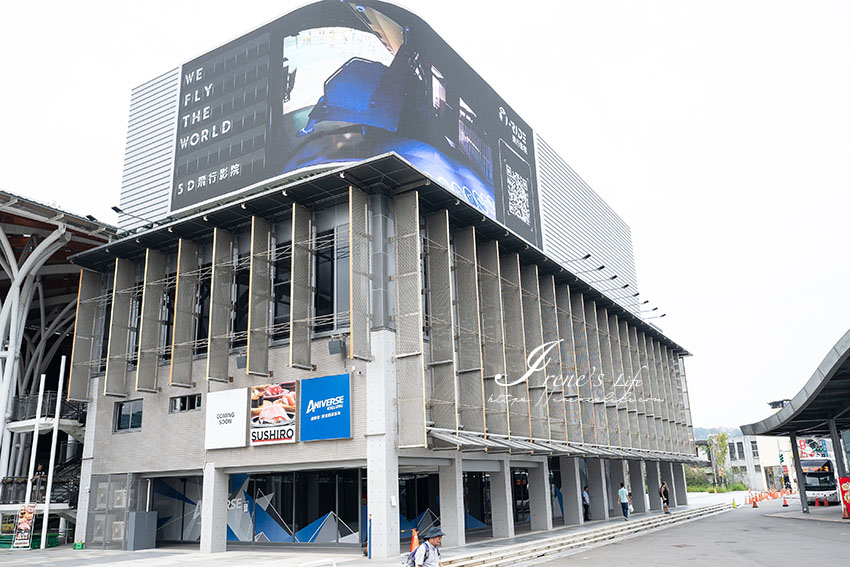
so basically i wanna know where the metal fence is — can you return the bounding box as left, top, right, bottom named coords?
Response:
left=10, top=392, right=86, bottom=422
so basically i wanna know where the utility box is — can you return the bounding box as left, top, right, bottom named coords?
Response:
left=126, top=511, right=157, bottom=551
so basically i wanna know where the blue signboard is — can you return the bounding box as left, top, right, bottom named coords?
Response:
left=299, top=373, right=351, bottom=442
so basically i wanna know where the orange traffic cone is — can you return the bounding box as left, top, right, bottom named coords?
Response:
left=744, top=495, right=750, bottom=505
left=843, top=504, right=850, bottom=520
left=752, top=496, right=759, bottom=508
left=824, top=497, right=830, bottom=507
left=815, top=498, right=821, bottom=507
left=410, top=529, right=419, bottom=551
left=782, top=496, right=789, bottom=507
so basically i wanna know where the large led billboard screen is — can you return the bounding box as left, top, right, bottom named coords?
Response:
left=171, top=0, right=541, bottom=247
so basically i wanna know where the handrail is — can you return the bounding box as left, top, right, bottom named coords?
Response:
left=10, top=392, right=86, bottom=422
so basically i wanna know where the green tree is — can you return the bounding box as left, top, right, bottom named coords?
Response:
left=709, top=432, right=730, bottom=486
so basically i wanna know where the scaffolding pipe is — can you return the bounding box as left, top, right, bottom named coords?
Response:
left=41, top=355, right=66, bottom=548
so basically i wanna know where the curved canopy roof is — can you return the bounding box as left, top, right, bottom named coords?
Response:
left=741, top=328, right=850, bottom=436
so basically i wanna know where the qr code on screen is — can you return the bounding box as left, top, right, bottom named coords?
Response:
left=505, top=163, right=531, bottom=225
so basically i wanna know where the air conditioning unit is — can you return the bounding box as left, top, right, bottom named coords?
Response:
left=113, top=489, right=127, bottom=509
left=92, top=515, right=106, bottom=542
left=96, top=485, right=109, bottom=509
left=111, top=520, right=125, bottom=541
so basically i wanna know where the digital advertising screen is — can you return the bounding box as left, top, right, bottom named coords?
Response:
left=171, top=0, right=541, bottom=247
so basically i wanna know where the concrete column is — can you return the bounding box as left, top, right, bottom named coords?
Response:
left=200, top=462, right=228, bottom=553
left=438, top=455, right=465, bottom=547
left=789, top=432, right=809, bottom=513
left=672, top=462, right=688, bottom=505
left=828, top=418, right=848, bottom=478
left=559, top=456, right=583, bottom=525
left=74, top=376, right=98, bottom=544
left=528, top=460, right=553, bottom=532
left=646, top=460, right=662, bottom=511
left=366, top=330, right=400, bottom=558
left=587, top=458, right=608, bottom=520
left=609, top=459, right=626, bottom=513
left=628, top=460, right=647, bottom=513
left=660, top=461, right=677, bottom=507
left=490, top=459, right=515, bottom=538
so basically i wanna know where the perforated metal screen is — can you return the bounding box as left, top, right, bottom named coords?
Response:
left=520, top=264, right=549, bottom=442
left=289, top=203, right=312, bottom=370
left=136, top=249, right=165, bottom=392
left=500, top=253, right=530, bottom=441
left=570, top=293, right=595, bottom=445
left=170, top=239, right=198, bottom=388
left=248, top=216, right=271, bottom=376
left=539, top=275, right=565, bottom=443
left=555, top=284, right=581, bottom=443
left=394, top=191, right=427, bottom=448
left=68, top=269, right=101, bottom=402
left=206, top=227, right=233, bottom=382
left=478, top=240, right=509, bottom=437
left=425, top=210, right=458, bottom=433
left=453, top=226, right=485, bottom=436
left=349, top=186, right=372, bottom=361
left=104, top=258, right=135, bottom=397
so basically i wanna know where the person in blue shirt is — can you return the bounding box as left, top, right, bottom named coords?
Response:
left=618, top=482, right=630, bottom=520
left=582, top=486, right=591, bottom=521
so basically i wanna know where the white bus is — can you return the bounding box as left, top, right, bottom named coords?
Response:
left=800, top=458, right=839, bottom=505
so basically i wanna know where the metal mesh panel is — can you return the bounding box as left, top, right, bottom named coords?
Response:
left=570, top=292, right=594, bottom=445
left=584, top=299, right=608, bottom=446
left=68, top=269, right=101, bottom=402
left=500, top=253, right=530, bottom=440
left=349, top=185, right=372, bottom=361
left=539, top=275, right=565, bottom=443
left=135, top=249, right=165, bottom=393
left=206, top=227, right=233, bottom=381
left=248, top=216, right=271, bottom=376
left=289, top=203, right=313, bottom=369
left=454, top=226, right=485, bottom=435
left=656, top=341, right=672, bottom=452
left=646, top=337, right=664, bottom=452
left=394, top=191, right=426, bottom=448
left=628, top=325, right=647, bottom=450
left=618, top=319, right=637, bottom=449
left=666, top=348, right=684, bottom=453
left=555, top=284, right=581, bottom=443
left=597, top=308, right=619, bottom=448
left=425, top=210, right=457, bottom=432
left=608, top=313, right=628, bottom=449
left=170, top=239, right=198, bottom=388
left=637, top=332, right=657, bottom=451
left=520, top=265, right=549, bottom=442
left=104, top=258, right=135, bottom=397
left=477, top=240, right=509, bottom=437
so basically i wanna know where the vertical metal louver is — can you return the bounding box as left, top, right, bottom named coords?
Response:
left=349, top=186, right=372, bottom=361
left=68, top=269, right=101, bottom=402
left=248, top=216, right=271, bottom=376
left=170, top=239, right=198, bottom=388
left=289, top=203, right=313, bottom=370
left=206, top=228, right=233, bottom=382
left=136, top=249, right=166, bottom=392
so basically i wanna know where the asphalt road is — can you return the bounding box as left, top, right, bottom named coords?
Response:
left=539, top=496, right=850, bottom=566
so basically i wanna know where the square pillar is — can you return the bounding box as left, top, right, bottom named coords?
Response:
left=646, top=461, right=662, bottom=511
left=587, top=458, right=608, bottom=520
left=672, top=462, right=689, bottom=505
left=200, top=462, right=228, bottom=553
left=528, top=460, right=553, bottom=532
left=660, top=461, right=678, bottom=507
left=490, top=459, right=515, bottom=538
left=438, top=455, right=465, bottom=547
left=366, top=330, right=400, bottom=558
left=609, top=460, right=626, bottom=514
left=627, top=460, right=647, bottom=514
left=559, top=456, right=584, bottom=525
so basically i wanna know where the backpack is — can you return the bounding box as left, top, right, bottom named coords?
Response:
left=403, top=543, right=429, bottom=567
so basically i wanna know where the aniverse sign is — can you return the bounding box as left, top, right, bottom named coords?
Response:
left=299, top=374, right=351, bottom=442
left=205, top=388, right=248, bottom=449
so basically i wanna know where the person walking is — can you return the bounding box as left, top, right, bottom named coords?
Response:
left=618, top=482, right=630, bottom=520
left=659, top=481, right=670, bottom=514
left=582, top=485, right=591, bottom=521
left=413, top=526, right=445, bottom=567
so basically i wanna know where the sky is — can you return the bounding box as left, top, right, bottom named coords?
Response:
left=1, top=1, right=848, bottom=428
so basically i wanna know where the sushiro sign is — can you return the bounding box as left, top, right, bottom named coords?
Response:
left=170, top=0, right=542, bottom=248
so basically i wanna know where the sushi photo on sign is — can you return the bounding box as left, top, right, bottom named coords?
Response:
left=250, top=381, right=297, bottom=446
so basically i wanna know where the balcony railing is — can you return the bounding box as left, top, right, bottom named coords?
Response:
left=0, top=476, right=79, bottom=506
left=10, top=392, right=86, bottom=423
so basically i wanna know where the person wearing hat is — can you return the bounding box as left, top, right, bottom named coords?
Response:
left=414, top=526, right=445, bottom=567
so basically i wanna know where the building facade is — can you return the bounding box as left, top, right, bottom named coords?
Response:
left=66, top=1, right=697, bottom=557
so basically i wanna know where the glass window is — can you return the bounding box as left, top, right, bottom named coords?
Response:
left=169, top=394, right=202, bottom=413
left=115, top=399, right=143, bottom=432
left=195, top=262, right=212, bottom=355
left=728, top=443, right=736, bottom=460
left=272, top=238, right=291, bottom=341
left=315, top=229, right=335, bottom=332
left=750, top=440, right=759, bottom=457
left=233, top=251, right=250, bottom=348
left=737, top=442, right=744, bottom=457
